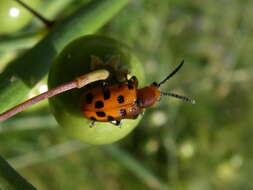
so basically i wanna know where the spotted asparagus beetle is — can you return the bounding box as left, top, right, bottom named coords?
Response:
left=81, top=56, right=195, bottom=126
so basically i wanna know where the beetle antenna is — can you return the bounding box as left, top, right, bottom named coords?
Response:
left=161, top=92, right=196, bottom=104
left=158, top=60, right=184, bottom=87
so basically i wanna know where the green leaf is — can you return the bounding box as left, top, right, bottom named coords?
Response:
left=0, top=0, right=129, bottom=112
left=0, top=155, right=37, bottom=190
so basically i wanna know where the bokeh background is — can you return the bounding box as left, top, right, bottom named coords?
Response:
left=1, top=0, right=253, bottom=189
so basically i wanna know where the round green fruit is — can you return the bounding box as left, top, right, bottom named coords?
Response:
left=48, top=35, right=145, bottom=145
left=0, top=0, right=39, bottom=35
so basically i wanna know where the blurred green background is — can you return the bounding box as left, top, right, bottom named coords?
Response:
left=1, top=0, right=253, bottom=189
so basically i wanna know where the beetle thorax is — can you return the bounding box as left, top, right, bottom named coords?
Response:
left=137, top=84, right=160, bottom=108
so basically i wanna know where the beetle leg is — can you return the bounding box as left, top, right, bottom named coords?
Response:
left=115, top=120, right=121, bottom=126
left=89, top=119, right=96, bottom=128
left=128, top=76, right=138, bottom=88
left=129, top=76, right=137, bottom=82
left=111, top=119, right=121, bottom=127
left=140, top=109, right=145, bottom=116
left=107, top=115, right=121, bottom=127
left=101, top=81, right=108, bottom=87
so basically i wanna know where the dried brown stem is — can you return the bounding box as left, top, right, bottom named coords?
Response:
left=0, top=69, right=109, bottom=122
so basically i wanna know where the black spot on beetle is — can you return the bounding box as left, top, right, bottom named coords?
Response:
left=107, top=116, right=114, bottom=121
left=120, top=109, right=127, bottom=117
left=95, top=101, right=104, bottom=109
left=117, top=95, right=124, bottom=104
left=103, top=88, right=110, bottom=100
left=85, top=93, right=93, bottom=104
left=96, top=111, right=106, bottom=117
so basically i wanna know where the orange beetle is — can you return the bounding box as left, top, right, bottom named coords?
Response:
left=81, top=60, right=195, bottom=125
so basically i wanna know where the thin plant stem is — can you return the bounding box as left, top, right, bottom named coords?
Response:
left=0, top=0, right=129, bottom=113
left=14, top=0, right=54, bottom=27
left=0, top=69, right=109, bottom=122
left=0, top=81, right=75, bottom=122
